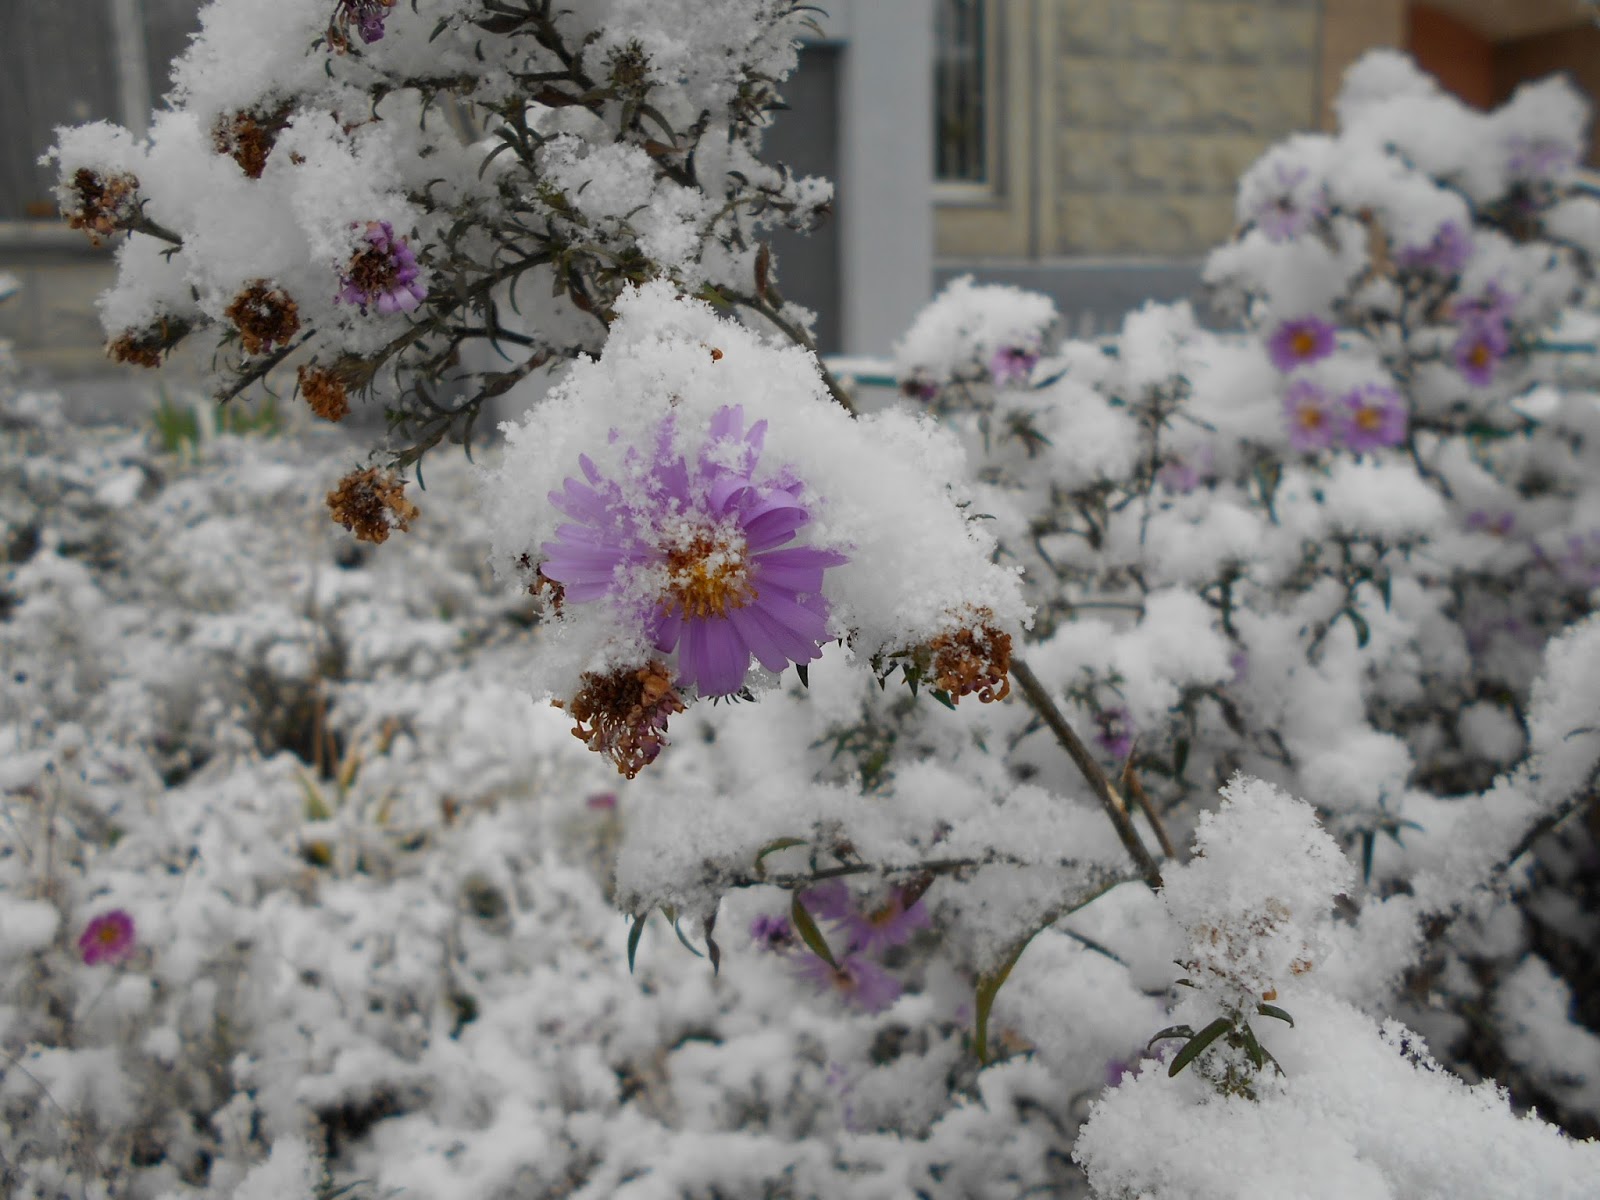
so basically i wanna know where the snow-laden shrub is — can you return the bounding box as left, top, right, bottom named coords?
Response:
left=31, top=6, right=1600, bottom=1194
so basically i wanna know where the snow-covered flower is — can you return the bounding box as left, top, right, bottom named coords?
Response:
left=989, top=344, right=1040, bottom=388
left=1249, top=162, right=1330, bottom=241
left=539, top=405, right=848, bottom=698
left=1340, top=382, right=1407, bottom=452
left=1284, top=378, right=1338, bottom=451
left=332, top=0, right=397, bottom=47
left=750, top=913, right=797, bottom=953
left=337, top=221, right=427, bottom=315
left=1454, top=318, right=1510, bottom=386
left=1394, top=220, right=1472, bottom=275
left=834, top=887, right=932, bottom=955
left=78, top=909, right=135, bottom=966
left=793, top=952, right=903, bottom=1013
left=1267, top=316, right=1337, bottom=373
left=1093, top=706, right=1135, bottom=762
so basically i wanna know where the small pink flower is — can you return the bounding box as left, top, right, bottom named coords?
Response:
left=78, top=909, right=135, bottom=966
left=793, top=952, right=903, bottom=1013
left=1266, top=316, right=1336, bottom=373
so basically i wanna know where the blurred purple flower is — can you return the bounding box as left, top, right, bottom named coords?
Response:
left=79, top=909, right=135, bottom=966
left=800, top=879, right=854, bottom=922
left=585, top=791, right=618, bottom=812
left=835, top=887, right=932, bottom=955
left=1229, top=649, right=1249, bottom=684
left=1284, top=378, right=1337, bottom=451
left=337, top=220, right=427, bottom=315
left=1394, top=220, right=1472, bottom=276
left=539, top=405, right=847, bottom=697
left=1507, top=136, right=1577, bottom=184
left=1156, top=455, right=1201, bottom=494
left=1093, top=706, right=1134, bottom=763
left=1253, top=163, right=1329, bottom=241
left=1340, top=383, right=1407, bottom=452
left=750, top=913, right=797, bottom=953
left=1266, top=316, right=1336, bottom=373
left=901, top=375, right=940, bottom=403
left=1554, top=531, right=1600, bottom=589
left=1465, top=510, right=1515, bottom=536
left=989, top=345, right=1039, bottom=388
left=1453, top=319, right=1510, bottom=387
left=794, top=952, right=903, bottom=1013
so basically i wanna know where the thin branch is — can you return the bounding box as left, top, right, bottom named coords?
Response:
left=1121, top=753, right=1178, bottom=859
left=1010, top=657, right=1165, bottom=891
left=720, top=853, right=1136, bottom=895
left=1492, top=776, right=1599, bottom=880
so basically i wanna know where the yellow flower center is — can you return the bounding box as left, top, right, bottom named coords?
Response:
left=98, top=925, right=121, bottom=945
left=664, top=532, right=754, bottom=618
left=1297, top=405, right=1325, bottom=430
left=1291, top=330, right=1317, bottom=357
left=1468, top=342, right=1491, bottom=369
left=1355, top=405, right=1383, bottom=432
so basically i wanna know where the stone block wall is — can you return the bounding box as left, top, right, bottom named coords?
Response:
left=1052, top=0, right=1322, bottom=255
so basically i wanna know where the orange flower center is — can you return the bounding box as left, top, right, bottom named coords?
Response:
left=664, top=532, right=754, bottom=618
left=1468, top=342, right=1491, bottom=369
left=1298, top=405, right=1325, bottom=430
left=1355, top=406, right=1383, bottom=431
left=98, top=925, right=122, bottom=945
left=1291, top=330, right=1317, bottom=357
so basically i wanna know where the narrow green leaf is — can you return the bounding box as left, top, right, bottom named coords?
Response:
left=704, top=915, right=721, bottom=977
left=672, top=917, right=704, bottom=959
left=1345, top=607, right=1371, bottom=649
left=974, top=940, right=1033, bottom=1065
left=1256, top=1003, right=1295, bottom=1027
left=1167, top=1016, right=1233, bottom=1078
left=931, top=689, right=958, bottom=711
left=627, top=912, right=648, bottom=974
left=1145, top=1024, right=1195, bottom=1053
left=790, top=892, right=838, bottom=969
left=754, top=837, right=807, bottom=878
left=795, top=663, right=809, bottom=688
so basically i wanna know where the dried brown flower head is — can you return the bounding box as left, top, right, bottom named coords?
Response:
left=297, top=365, right=350, bottom=422
left=211, top=105, right=293, bottom=178
left=928, top=619, right=1012, bottom=704
left=65, top=168, right=140, bottom=245
left=107, top=317, right=191, bottom=368
left=557, top=661, right=686, bottom=779
left=225, top=281, right=301, bottom=356
left=326, top=467, right=418, bottom=544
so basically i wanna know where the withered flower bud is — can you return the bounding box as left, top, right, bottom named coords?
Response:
left=212, top=104, right=293, bottom=179
left=297, top=364, right=349, bottom=423
left=225, top=280, right=300, bottom=356
left=107, top=317, right=192, bottom=368
left=326, top=467, right=418, bottom=544
left=928, top=618, right=1013, bottom=704
left=64, top=168, right=140, bottom=245
left=557, top=661, right=686, bottom=779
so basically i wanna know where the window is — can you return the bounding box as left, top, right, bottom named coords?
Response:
left=935, top=0, right=989, bottom=185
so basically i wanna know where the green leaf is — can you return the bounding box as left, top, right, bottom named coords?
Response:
left=1167, top=1016, right=1233, bottom=1078
left=790, top=892, right=838, bottom=969
left=795, top=663, right=809, bottom=688
left=1173, top=737, right=1190, bottom=779
left=671, top=916, right=704, bottom=959
left=974, top=938, right=1035, bottom=1065
left=931, top=689, right=958, bottom=711
left=754, top=837, right=807, bottom=878
left=1145, top=1024, right=1196, bottom=1053
left=704, top=915, right=721, bottom=977
left=1256, top=1003, right=1294, bottom=1027
left=1345, top=607, right=1371, bottom=649
left=627, top=912, right=648, bottom=974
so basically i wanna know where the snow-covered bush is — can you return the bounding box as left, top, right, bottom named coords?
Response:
left=26, top=6, right=1600, bottom=1194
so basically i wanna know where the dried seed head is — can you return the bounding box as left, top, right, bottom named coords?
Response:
left=928, top=618, right=1012, bottom=703
left=107, top=317, right=191, bottom=368
left=211, top=105, right=293, bottom=178
left=225, top=280, right=301, bottom=356
left=557, top=661, right=686, bottom=779
left=64, top=168, right=140, bottom=245
left=326, top=467, right=418, bottom=544
left=297, top=365, right=350, bottom=422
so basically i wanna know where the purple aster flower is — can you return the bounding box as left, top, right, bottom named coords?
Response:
left=1283, top=378, right=1337, bottom=451
left=833, top=886, right=932, bottom=955
left=1093, top=706, right=1134, bottom=763
left=1554, top=531, right=1600, bottom=589
left=900, top=375, right=940, bottom=403
left=794, top=952, right=903, bottom=1014
left=1507, top=136, right=1577, bottom=184
left=1394, top=220, right=1472, bottom=276
left=989, top=344, right=1039, bottom=388
left=539, top=405, right=848, bottom=698
left=1339, top=383, right=1407, bottom=452
left=1465, top=510, right=1515, bottom=537
left=79, top=909, right=136, bottom=966
left=1253, top=163, right=1329, bottom=241
left=332, top=0, right=396, bottom=46
left=1454, top=319, right=1510, bottom=387
left=1157, top=447, right=1213, bottom=494
left=799, top=879, right=854, bottom=922
left=337, top=220, right=427, bottom=315
left=1228, top=650, right=1249, bottom=684
left=750, top=913, right=797, bottom=953
left=1266, top=316, right=1337, bottom=373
